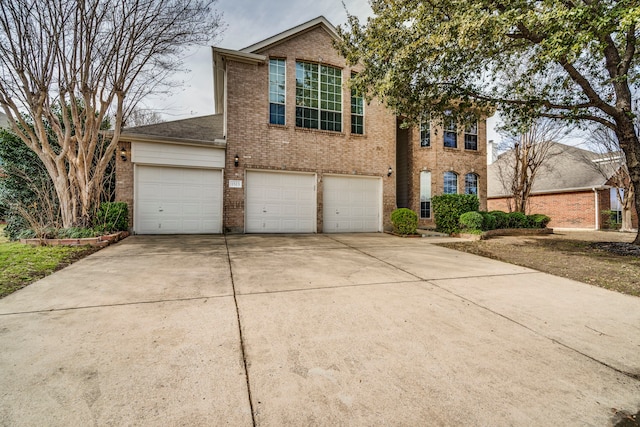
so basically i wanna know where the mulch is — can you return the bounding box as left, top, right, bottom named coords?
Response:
left=591, top=242, right=640, bottom=257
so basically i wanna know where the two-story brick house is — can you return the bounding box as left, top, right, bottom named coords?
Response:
left=115, top=16, right=488, bottom=234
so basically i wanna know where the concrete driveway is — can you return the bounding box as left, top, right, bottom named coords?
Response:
left=1, top=234, right=639, bottom=426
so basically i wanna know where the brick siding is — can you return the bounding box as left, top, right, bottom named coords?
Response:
left=115, top=141, right=133, bottom=229
left=223, top=26, right=397, bottom=233
left=408, top=120, right=488, bottom=228
left=487, top=190, right=609, bottom=229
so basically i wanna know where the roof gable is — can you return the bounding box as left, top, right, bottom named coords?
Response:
left=240, top=16, right=338, bottom=54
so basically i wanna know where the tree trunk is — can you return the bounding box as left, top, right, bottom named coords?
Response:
left=620, top=185, right=634, bottom=232
left=614, top=120, right=640, bottom=245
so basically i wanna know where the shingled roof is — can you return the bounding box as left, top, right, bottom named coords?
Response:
left=488, top=142, right=616, bottom=198
left=120, top=114, right=224, bottom=147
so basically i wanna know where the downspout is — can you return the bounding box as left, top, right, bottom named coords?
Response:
left=593, top=188, right=599, bottom=230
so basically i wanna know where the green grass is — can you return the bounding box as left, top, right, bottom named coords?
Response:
left=0, top=224, right=98, bottom=298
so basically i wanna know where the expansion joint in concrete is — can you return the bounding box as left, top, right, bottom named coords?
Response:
left=224, top=235, right=257, bottom=427
left=431, top=283, right=640, bottom=382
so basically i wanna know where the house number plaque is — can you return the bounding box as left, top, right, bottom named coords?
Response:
left=229, top=180, right=243, bottom=188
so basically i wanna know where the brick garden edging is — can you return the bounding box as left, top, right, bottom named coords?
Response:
left=457, top=228, right=553, bottom=241
left=20, top=231, right=130, bottom=247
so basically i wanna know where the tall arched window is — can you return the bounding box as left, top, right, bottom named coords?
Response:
left=465, top=173, right=478, bottom=195
left=443, top=171, right=458, bottom=194
left=420, top=171, right=432, bottom=218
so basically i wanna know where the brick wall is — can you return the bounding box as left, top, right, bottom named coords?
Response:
left=223, top=26, right=397, bottom=233
left=408, top=119, right=489, bottom=228
left=487, top=189, right=611, bottom=229
left=115, top=141, right=133, bottom=229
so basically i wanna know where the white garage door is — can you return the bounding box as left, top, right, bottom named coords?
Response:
left=246, top=171, right=316, bottom=233
left=323, top=175, right=381, bottom=233
left=135, top=166, right=222, bottom=234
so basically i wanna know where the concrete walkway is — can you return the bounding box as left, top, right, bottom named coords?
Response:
left=0, top=234, right=639, bottom=426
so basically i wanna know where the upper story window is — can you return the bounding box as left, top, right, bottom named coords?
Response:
left=350, top=74, right=364, bottom=135
left=443, top=112, right=457, bottom=148
left=444, top=171, right=458, bottom=194
left=269, top=59, right=286, bottom=125
left=295, top=61, right=342, bottom=132
left=465, top=173, right=478, bottom=195
left=420, top=118, right=430, bottom=147
left=465, top=121, right=478, bottom=150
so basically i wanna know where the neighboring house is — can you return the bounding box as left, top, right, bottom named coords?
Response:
left=116, top=16, right=489, bottom=234
left=487, top=142, right=638, bottom=230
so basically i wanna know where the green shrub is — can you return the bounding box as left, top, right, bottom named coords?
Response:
left=390, top=208, right=418, bottom=235
left=93, top=202, right=129, bottom=233
left=459, top=211, right=484, bottom=231
left=507, top=211, right=529, bottom=228
left=15, top=228, right=36, bottom=240
left=489, top=210, right=509, bottom=229
left=479, top=211, right=497, bottom=231
left=57, top=227, right=100, bottom=239
left=432, top=194, right=480, bottom=234
left=528, top=214, right=551, bottom=229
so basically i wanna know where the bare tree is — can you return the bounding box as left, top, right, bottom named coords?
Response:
left=586, top=125, right=635, bottom=231
left=495, top=119, right=569, bottom=213
left=0, top=0, right=222, bottom=227
left=124, top=108, right=165, bottom=128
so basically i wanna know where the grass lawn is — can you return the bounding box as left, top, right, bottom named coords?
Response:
left=0, top=224, right=99, bottom=299
left=437, top=230, right=640, bottom=297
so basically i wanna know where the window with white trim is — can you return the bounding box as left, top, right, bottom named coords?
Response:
left=295, top=61, right=342, bottom=132
left=351, top=73, right=364, bottom=134
left=420, top=119, right=430, bottom=147
left=444, top=171, right=458, bottom=194
left=443, top=112, right=457, bottom=148
left=269, top=59, right=286, bottom=125
left=420, top=171, right=432, bottom=218
left=465, top=121, right=478, bottom=150
left=465, top=173, right=478, bottom=195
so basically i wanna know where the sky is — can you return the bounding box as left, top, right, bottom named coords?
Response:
left=144, top=0, right=500, bottom=142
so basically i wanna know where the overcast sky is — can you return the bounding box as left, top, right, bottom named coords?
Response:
left=145, top=0, right=500, bottom=142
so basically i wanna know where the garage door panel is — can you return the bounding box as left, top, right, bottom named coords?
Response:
left=246, top=171, right=316, bottom=233
left=323, top=176, right=381, bottom=233
left=135, top=165, right=222, bottom=234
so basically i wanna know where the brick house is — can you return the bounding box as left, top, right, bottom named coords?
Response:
left=115, top=16, right=489, bottom=234
left=487, top=142, right=638, bottom=230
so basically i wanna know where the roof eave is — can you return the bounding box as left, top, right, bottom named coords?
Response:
left=240, top=16, right=338, bottom=54
left=119, top=133, right=226, bottom=148
left=488, top=184, right=612, bottom=198
left=212, top=47, right=266, bottom=64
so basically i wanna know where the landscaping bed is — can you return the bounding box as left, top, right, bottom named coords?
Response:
left=437, top=231, right=640, bottom=297
left=0, top=224, right=113, bottom=298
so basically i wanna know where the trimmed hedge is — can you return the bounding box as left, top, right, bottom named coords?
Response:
left=507, top=211, right=528, bottom=228
left=479, top=211, right=497, bottom=230
left=528, top=214, right=551, bottom=229
left=390, top=208, right=418, bottom=235
left=432, top=194, right=480, bottom=234
left=489, top=210, right=509, bottom=229
left=459, top=211, right=484, bottom=231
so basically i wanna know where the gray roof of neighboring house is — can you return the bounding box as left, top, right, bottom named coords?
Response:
left=120, top=114, right=224, bottom=146
left=487, top=142, right=616, bottom=198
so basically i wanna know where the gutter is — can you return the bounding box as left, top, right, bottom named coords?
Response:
left=488, top=184, right=611, bottom=199
left=593, top=187, right=600, bottom=230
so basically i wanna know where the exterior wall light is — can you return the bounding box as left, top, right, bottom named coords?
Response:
left=120, top=146, right=127, bottom=162
left=387, top=166, right=393, bottom=177
left=234, top=154, right=239, bottom=167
